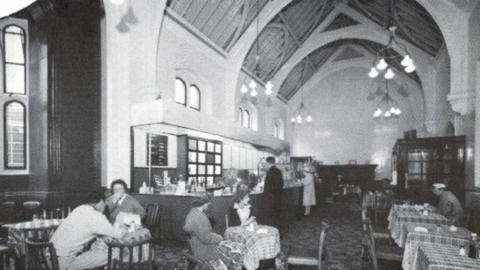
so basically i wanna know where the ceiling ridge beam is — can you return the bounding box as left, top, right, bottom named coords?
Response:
left=277, top=12, right=318, bottom=72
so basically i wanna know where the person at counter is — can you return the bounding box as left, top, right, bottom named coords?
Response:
left=184, top=193, right=223, bottom=263
left=301, top=163, right=316, bottom=216
left=263, top=156, right=284, bottom=229
left=106, top=179, right=146, bottom=223
left=228, top=188, right=257, bottom=227
left=432, top=183, right=464, bottom=226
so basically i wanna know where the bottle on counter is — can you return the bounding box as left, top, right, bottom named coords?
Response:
left=469, top=233, right=478, bottom=258
left=459, top=245, right=466, bottom=256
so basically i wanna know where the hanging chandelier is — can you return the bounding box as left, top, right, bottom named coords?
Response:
left=291, top=86, right=312, bottom=124
left=373, top=80, right=401, bottom=119
left=240, top=0, right=274, bottom=99
left=368, top=25, right=416, bottom=80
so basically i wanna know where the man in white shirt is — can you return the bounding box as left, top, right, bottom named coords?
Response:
left=50, top=191, right=126, bottom=270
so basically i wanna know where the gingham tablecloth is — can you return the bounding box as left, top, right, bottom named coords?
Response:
left=400, top=223, right=472, bottom=270
left=388, top=206, right=447, bottom=242
left=217, top=239, right=247, bottom=270
left=225, top=225, right=280, bottom=270
left=3, top=219, right=62, bottom=256
left=411, top=243, right=480, bottom=270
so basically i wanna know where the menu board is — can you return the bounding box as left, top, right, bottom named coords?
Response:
left=147, top=134, right=168, bottom=166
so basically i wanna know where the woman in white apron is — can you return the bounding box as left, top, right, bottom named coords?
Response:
left=302, top=163, right=317, bottom=216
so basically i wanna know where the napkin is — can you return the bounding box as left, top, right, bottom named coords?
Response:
left=256, top=228, right=268, bottom=234
left=414, top=227, right=428, bottom=233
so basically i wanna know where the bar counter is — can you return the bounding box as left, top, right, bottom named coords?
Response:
left=133, top=186, right=302, bottom=242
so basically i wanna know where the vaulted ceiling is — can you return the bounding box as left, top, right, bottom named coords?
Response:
left=167, top=0, right=445, bottom=101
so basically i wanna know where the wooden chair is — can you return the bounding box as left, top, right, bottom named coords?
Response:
left=25, top=238, right=59, bottom=270
left=0, top=243, right=15, bottom=270
left=22, top=201, right=41, bottom=221
left=22, top=226, right=59, bottom=243
left=106, top=238, right=154, bottom=270
left=286, top=222, right=329, bottom=270
left=465, top=207, right=480, bottom=234
left=144, top=204, right=161, bottom=243
left=362, top=218, right=402, bottom=270
left=46, top=207, right=71, bottom=219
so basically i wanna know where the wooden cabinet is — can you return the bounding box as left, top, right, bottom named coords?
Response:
left=392, top=136, right=465, bottom=204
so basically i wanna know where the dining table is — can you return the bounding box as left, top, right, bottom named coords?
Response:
left=2, top=218, right=62, bottom=256
left=224, top=225, right=281, bottom=270
left=411, top=242, right=480, bottom=270
left=399, top=222, right=473, bottom=270
left=388, top=204, right=447, bottom=243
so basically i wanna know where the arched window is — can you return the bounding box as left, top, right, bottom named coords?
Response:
left=4, top=25, right=26, bottom=94
left=189, top=85, right=201, bottom=110
left=273, top=123, right=279, bottom=138
left=4, top=101, right=26, bottom=169
left=241, top=109, right=250, bottom=128
left=175, top=78, right=187, bottom=105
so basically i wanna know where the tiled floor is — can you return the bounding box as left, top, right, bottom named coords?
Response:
left=153, top=201, right=401, bottom=270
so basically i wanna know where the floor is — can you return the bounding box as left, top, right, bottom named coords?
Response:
left=153, top=200, right=402, bottom=270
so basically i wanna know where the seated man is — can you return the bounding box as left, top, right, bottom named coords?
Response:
left=51, top=191, right=126, bottom=270
left=432, top=183, right=464, bottom=226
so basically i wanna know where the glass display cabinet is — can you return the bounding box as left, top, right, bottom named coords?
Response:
left=391, top=135, right=465, bottom=204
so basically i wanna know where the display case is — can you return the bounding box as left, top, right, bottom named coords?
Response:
left=179, top=136, right=223, bottom=189
left=392, top=135, right=465, bottom=204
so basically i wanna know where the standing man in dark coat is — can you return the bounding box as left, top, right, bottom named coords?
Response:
left=263, top=156, right=284, bottom=229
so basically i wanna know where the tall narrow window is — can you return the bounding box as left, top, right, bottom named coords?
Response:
left=4, top=101, right=25, bottom=169
left=241, top=109, right=250, bottom=128
left=175, top=78, right=186, bottom=105
left=189, top=85, right=200, bottom=110
left=4, top=25, right=26, bottom=94
left=273, top=123, right=279, bottom=138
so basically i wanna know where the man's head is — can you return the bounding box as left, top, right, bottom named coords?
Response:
left=432, top=183, right=446, bottom=196
left=266, top=156, right=275, bottom=169
left=85, top=191, right=107, bottom=213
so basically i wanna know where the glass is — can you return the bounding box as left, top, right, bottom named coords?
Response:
left=207, top=165, right=214, bottom=175
left=207, top=142, right=214, bottom=152
left=207, top=176, right=214, bottom=186
left=206, top=153, right=214, bottom=164
left=188, top=152, right=197, bottom=162
left=198, top=165, right=205, bottom=175
left=215, top=166, right=221, bottom=175
left=5, top=102, right=25, bottom=168
left=408, top=162, right=421, bottom=174
left=5, top=26, right=25, bottom=63
left=188, top=164, right=197, bottom=175
left=5, top=64, right=25, bottom=94
left=408, top=150, right=424, bottom=161
left=198, top=153, right=205, bottom=163
left=215, top=144, right=221, bottom=153
left=189, top=85, right=200, bottom=110
left=215, top=154, right=221, bottom=164
left=188, top=139, right=197, bottom=150
left=175, top=78, right=186, bottom=104
left=198, top=141, right=206, bottom=151
left=198, top=177, right=205, bottom=184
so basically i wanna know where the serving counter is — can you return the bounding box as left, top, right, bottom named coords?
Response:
left=133, top=186, right=302, bottom=242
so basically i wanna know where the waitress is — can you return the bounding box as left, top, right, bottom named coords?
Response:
left=302, top=163, right=317, bottom=216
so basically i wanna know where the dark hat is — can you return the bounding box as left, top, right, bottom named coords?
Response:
left=191, top=193, right=212, bottom=207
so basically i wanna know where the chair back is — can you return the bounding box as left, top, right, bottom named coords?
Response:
left=361, top=218, right=379, bottom=270
left=145, top=204, right=161, bottom=227
left=317, top=222, right=329, bottom=270
left=106, top=238, right=154, bottom=270
left=22, top=226, right=59, bottom=242
left=47, top=207, right=71, bottom=219
left=25, top=238, right=59, bottom=270
left=374, top=193, right=392, bottom=210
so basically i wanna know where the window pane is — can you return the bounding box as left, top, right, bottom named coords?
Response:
left=189, top=85, right=200, bottom=110
left=198, top=153, right=205, bottom=163
left=198, top=165, right=205, bottom=175
left=175, top=78, right=186, bottom=104
left=188, top=139, right=197, bottom=150
left=242, top=110, right=250, bottom=128
left=5, top=102, right=25, bottom=168
left=198, top=141, right=206, bottom=151
left=215, top=144, right=221, bottom=153
left=4, top=26, right=25, bottom=64
left=5, top=64, right=25, bottom=94
left=188, top=164, right=197, bottom=175
left=273, top=124, right=278, bottom=137
left=207, top=142, right=214, bottom=152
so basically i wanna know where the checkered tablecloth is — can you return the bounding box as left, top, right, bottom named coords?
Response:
left=217, top=240, right=247, bottom=270
left=3, top=219, right=62, bottom=256
left=411, top=243, right=480, bottom=270
left=400, top=223, right=472, bottom=270
left=224, top=225, right=280, bottom=270
left=388, top=206, right=447, bottom=242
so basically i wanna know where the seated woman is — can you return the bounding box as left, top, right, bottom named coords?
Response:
left=183, top=193, right=223, bottom=263
left=228, top=188, right=256, bottom=227
left=106, top=179, right=146, bottom=223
